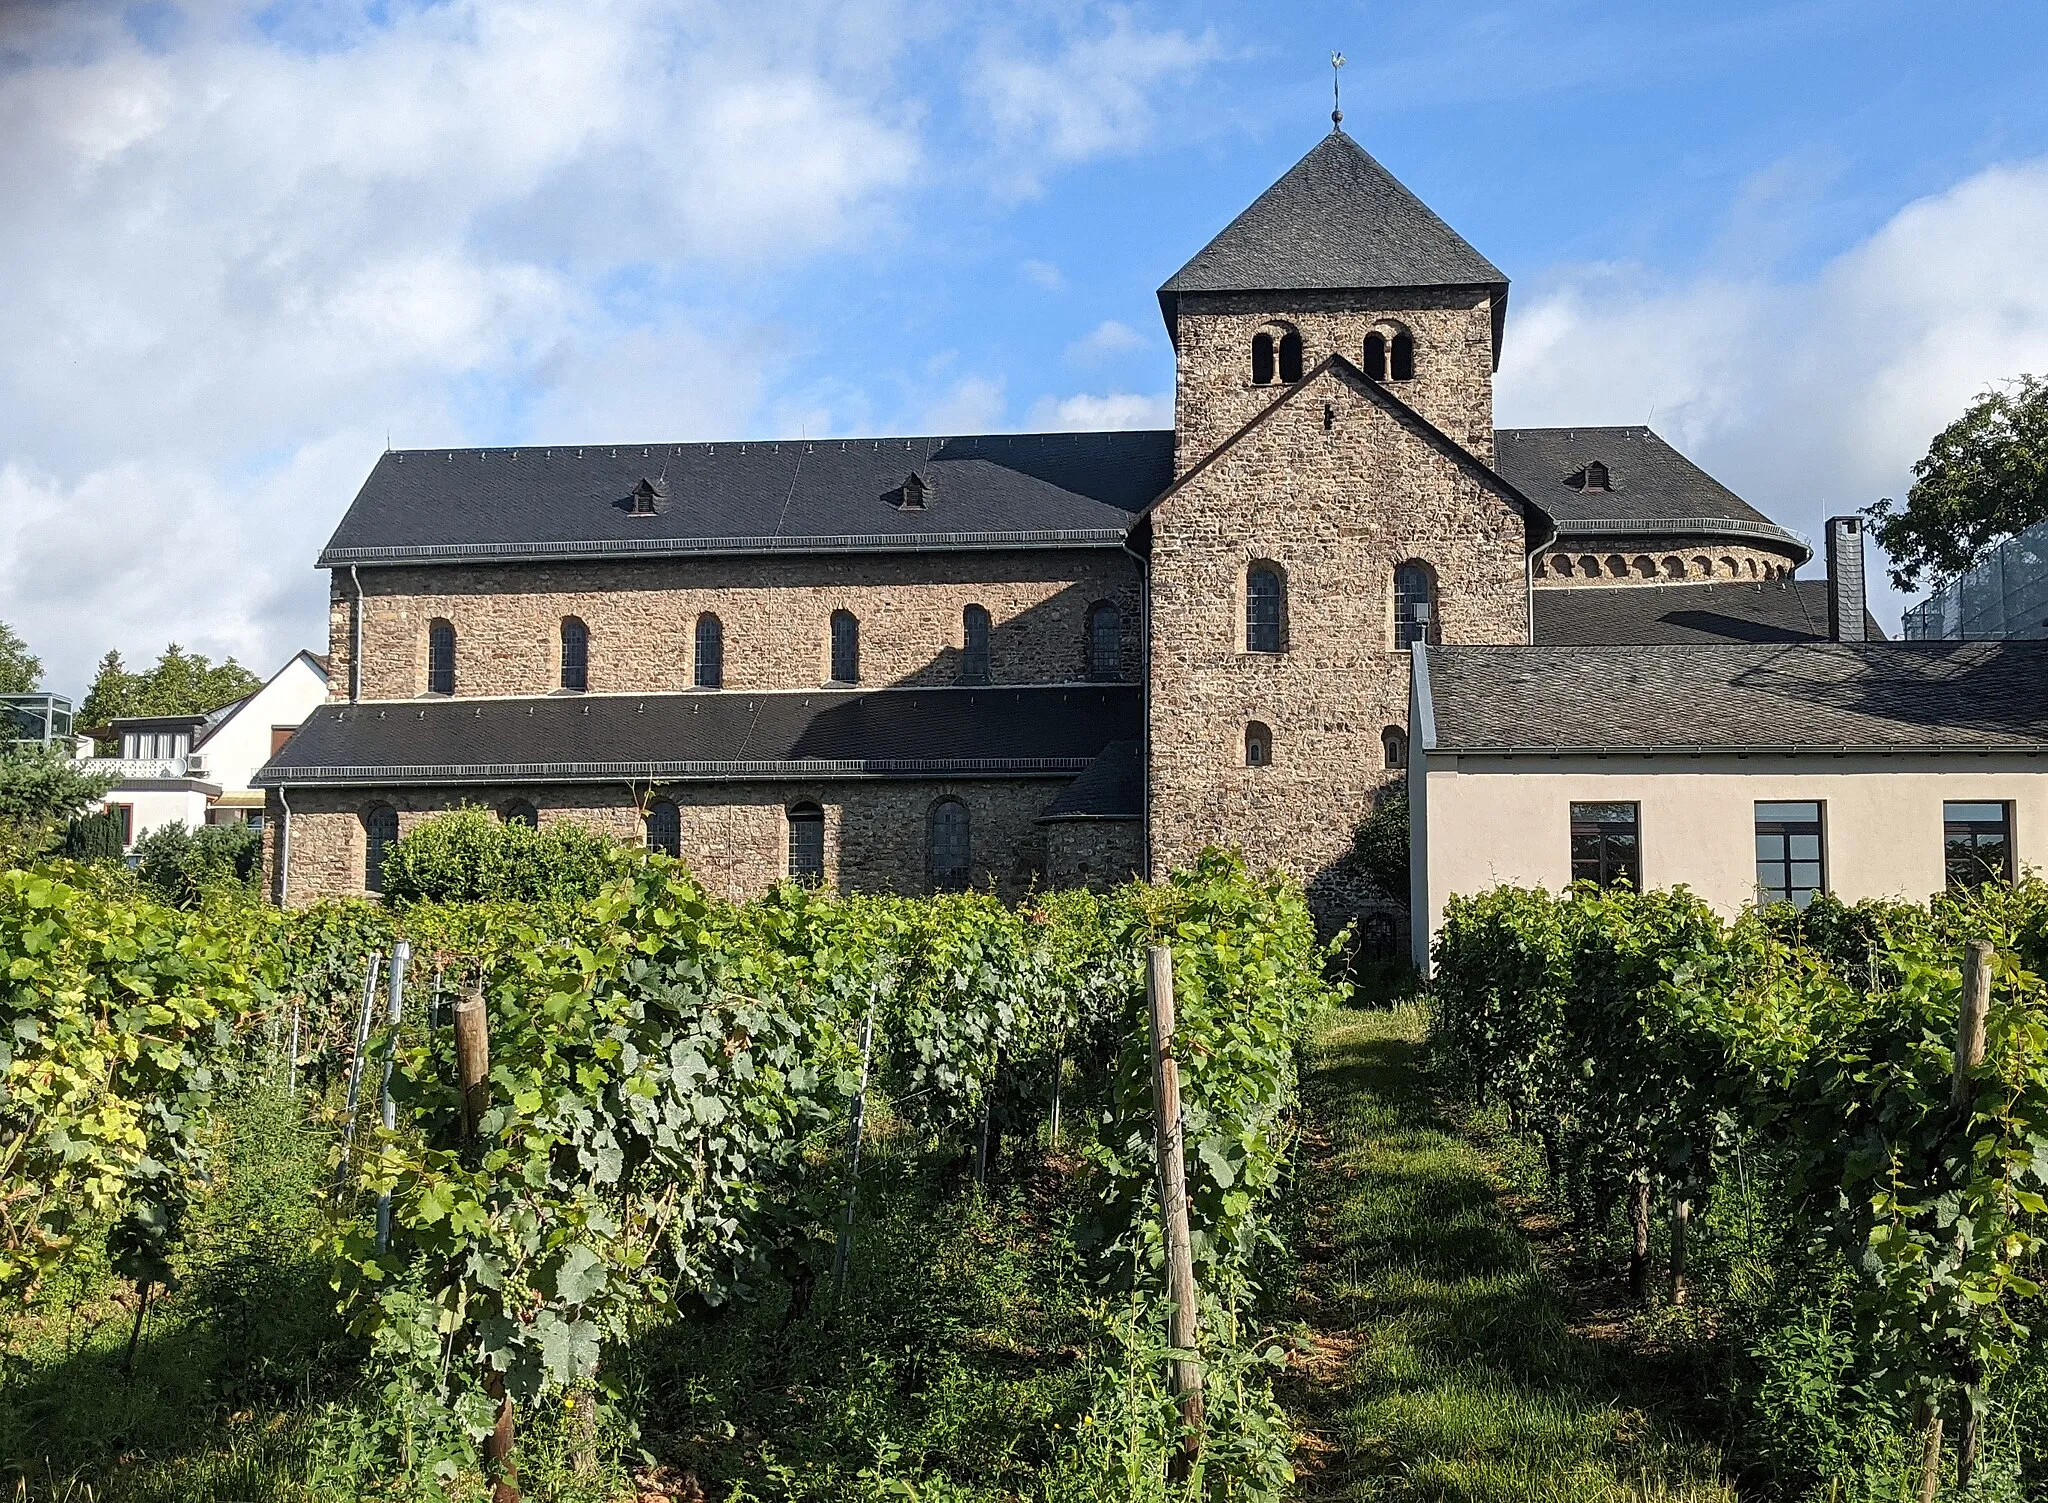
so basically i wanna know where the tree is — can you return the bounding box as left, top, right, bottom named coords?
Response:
left=133, top=821, right=262, bottom=907
left=0, top=745, right=118, bottom=866
left=79, top=644, right=264, bottom=730
left=0, top=621, right=40, bottom=696
left=1865, top=373, right=2048, bottom=592
left=1347, top=782, right=1409, bottom=906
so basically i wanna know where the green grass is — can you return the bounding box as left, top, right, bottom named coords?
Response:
left=1283, top=1002, right=1736, bottom=1502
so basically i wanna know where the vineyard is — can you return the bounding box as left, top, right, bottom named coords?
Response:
left=0, top=843, right=1345, bottom=1502
left=1432, top=881, right=2048, bottom=1500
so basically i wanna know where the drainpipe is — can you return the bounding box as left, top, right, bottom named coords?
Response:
left=1524, top=510, right=1559, bottom=644
left=276, top=786, right=292, bottom=908
left=348, top=566, right=364, bottom=703
left=1121, top=539, right=1151, bottom=881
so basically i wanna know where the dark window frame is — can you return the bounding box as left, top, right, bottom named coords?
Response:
left=694, top=613, right=723, bottom=690
left=1944, top=800, right=2015, bottom=889
left=1569, top=801, right=1641, bottom=890
left=829, top=610, right=860, bottom=685
left=364, top=804, right=399, bottom=893
left=1393, top=562, right=1437, bottom=650
left=1086, top=602, right=1122, bottom=681
left=928, top=797, right=971, bottom=893
left=559, top=617, right=588, bottom=692
left=787, top=801, right=825, bottom=886
left=1755, top=800, right=1826, bottom=909
left=426, top=619, right=456, bottom=696
left=644, top=797, right=681, bottom=858
left=961, top=604, right=991, bottom=684
left=1382, top=726, right=1407, bottom=770
left=1363, top=331, right=1387, bottom=380
left=1250, top=332, right=1275, bottom=385
left=1390, top=331, right=1415, bottom=381
left=1277, top=329, right=1304, bottom=382
left=1245, top=565, right=1285, bottom=653
left=1245, top=721, right=1272, bottom=767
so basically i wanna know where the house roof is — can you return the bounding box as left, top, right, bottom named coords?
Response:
left=1533, top=581, right=1885, bottom=646
left=1158, top=131, right=1508, bottom=351
left=254, top=685, right=1142, bottom=786
left=1495, top=427, right=1809, bottom=561
left=318, top=433, right=1173, bottom=568
left=1421, top=641, right=2048, bottom=754
left=1038, top=739, right=1142, bottom=821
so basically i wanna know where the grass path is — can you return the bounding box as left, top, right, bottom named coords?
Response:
left=1281, top=1002, right=1737, bottom=1502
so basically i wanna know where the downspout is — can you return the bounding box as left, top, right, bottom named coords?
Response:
left=1122, top=539, right=1151, bottom=881
left=348, top=565, right=364, bottom=703
left=1524, top=509, right=1558, bottom=644
left=276, top=786, right=292, bottom=908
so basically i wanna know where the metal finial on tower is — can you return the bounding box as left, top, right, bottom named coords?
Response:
left=1331, top=51, right=1346, bottom=129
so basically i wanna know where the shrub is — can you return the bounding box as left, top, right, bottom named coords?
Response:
left=376, top=806, right=616, bottom=905
left=57, top=807, right=128, bottom=863
left=135, top=820, right=262, bottom=906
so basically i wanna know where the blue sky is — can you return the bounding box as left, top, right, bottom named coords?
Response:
left=3, top=0, right=2047, bottom=694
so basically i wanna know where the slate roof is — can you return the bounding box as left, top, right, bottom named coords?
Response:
left=1159, top=132, right=1506, bottom=331
left=1496, top=426, right=1809, bottom=560
left=254, top=686, right=1142, bottom=786
left=1038, top=739, right=1142, bottom=821
left=1534, top=581, right=1885, bottom=646
left=1422, top=641, right=2048, bottom=753
left=317, top=432, right=1174, bottom=567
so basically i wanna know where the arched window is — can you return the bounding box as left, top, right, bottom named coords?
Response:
left=787, top=802, right=824, bottom=886
left=961, top=604, right=991, bottom=684
left=1245, top=565, right=1284, bottom=653
left=426, top=619, right=455, bottom=696
left=1390, top=331, right=1415, bottom=381
left=1250, top=332, right=1275, bottom=385
left=1086, top=602, right=1121, bottom=681
left=364, top=804, right=398, bottom=894
left=694, top=613, right=723, bottom=690
left=830, top=610, right=859, bottom=684
left=502, top=800, right=538, bottom=828
left=1245, top=721, right=1273, bottom=767
left=1277, top=329, right=1304, bottom=383
left=1393, top=563, right=1436, bottom=650
left=1382, top=726, right=1408, bottom=770
left=644, top=797, right=680, bottom=858
left=1363, top=332, right=1387, bottom=381
left=559, top=617, right=588, bottom=691
left=928, top=798, right=970, bottom=892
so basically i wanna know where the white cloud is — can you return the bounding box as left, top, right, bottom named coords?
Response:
left=918, top=376, right=1009, bottom=436
left=1064, top=318, right=1149, bottom=365
left=1026, top=391, right=1171, bottom=431
left=1496, top=158, right=2048, bottom=629
left=1020, top=258, right=1067, bottom=292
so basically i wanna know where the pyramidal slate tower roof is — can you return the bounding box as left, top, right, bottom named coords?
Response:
left=1158, top=129, right=1509, bottom=352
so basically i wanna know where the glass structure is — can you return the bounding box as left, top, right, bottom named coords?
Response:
left=1570, top=802, right=1640, bottom=889
left=1755, top=801, right=1825, bottom=909
left=1944, top=801, right=2013, bottom=888
left=1903, top=516, right=2048, bottom=640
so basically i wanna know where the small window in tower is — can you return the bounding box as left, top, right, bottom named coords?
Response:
left=1245, top=565, right=1285, bottom=653
left=427, top=619, right=455, bottom=696
left=830, top=610, right=860, bottom=684
left=1245, top=721, right=1273, bottom=767
left=559, top=617, right=588, bottom=691
left=694, top=613, right=723, bottom=690
left=1382, top=726, right=1408, bottom=770
left=1278, top=329, right=1304, bottom=382
left=1390, top=332, right=1415, bottom=381
left=961, top=604, right=991, bottom=683
left=1363, top=332, right=1387, bottom=380
left=1393, top=562, right=1436, bottom=650
left=1251, top=332, right=1275, bottom=385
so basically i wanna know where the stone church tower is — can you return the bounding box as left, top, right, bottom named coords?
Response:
left=1142, top=128, right=1542, bottom=916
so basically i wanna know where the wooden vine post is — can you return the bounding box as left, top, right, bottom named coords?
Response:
left=1146, top=945, right=1204, bottom=1479
left=453, top=975, right=518, bottom=1503
left=1951, top=939, right=1994, bottom=1497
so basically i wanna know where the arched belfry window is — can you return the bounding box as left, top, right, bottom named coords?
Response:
left=830, top=610, right=859, bottom=684
left=559, top=617, right=588, bottom=691
left=1277, top=329, right=1304, bottom=383
left=1363, top=332, right=1387, bottom=380
left=1390, top=331, right=1415, bottom=382
left=694, top=613, right=723, bottom=690
left=928, top=798, right=970, bottom=892
left=1250, top=332, right=1275, bottom=386
left=426, top=619, right=455, bottom=696
left=644, top=797, right=680, bottom=858
left=787, top=802, right=824, bottom=885
left=364, top=804, right=398, bottom=893
left=1393, top=562, right=1437, bottom=650
left=1245, top=722, right=1273, bottom=768
left=1245, top=564, right=1285, bottom=653
left=961, top=604, right=991, bottom=684
left=1086, top=602, right=1121, bottom=681
left=1382, top=726, right=1408, bottom=770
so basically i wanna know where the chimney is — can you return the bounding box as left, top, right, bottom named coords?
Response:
left=1826, top=515, right=1867, bottom=643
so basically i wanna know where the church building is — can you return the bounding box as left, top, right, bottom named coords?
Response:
left=262, top=126, right=2044, bottom=936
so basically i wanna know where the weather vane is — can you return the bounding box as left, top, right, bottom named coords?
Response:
left=1331, top=51, right=1346, bottom=129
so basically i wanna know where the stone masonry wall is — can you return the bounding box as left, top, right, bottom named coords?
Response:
left=328, top=550, right=1141, bottom=702
left=1532, top=542, right=1800, bottom=586
left=1045, top=821, right=1143, bottom=891
left=1147, top=358, right=1530, bottom=925
left=270, top=777, right=1095, bottom=906
left=1171, top=288, right=1498, bottom=472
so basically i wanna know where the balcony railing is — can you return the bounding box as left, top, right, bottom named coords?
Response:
left=76, top=756, right=198, bottom=781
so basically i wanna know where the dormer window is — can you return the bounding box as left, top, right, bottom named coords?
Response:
left=1565, top=462, right=1612, bottom=493
left=629, top=477, right=663, bottom=516
left=900, top=472, right=928, bottom=511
